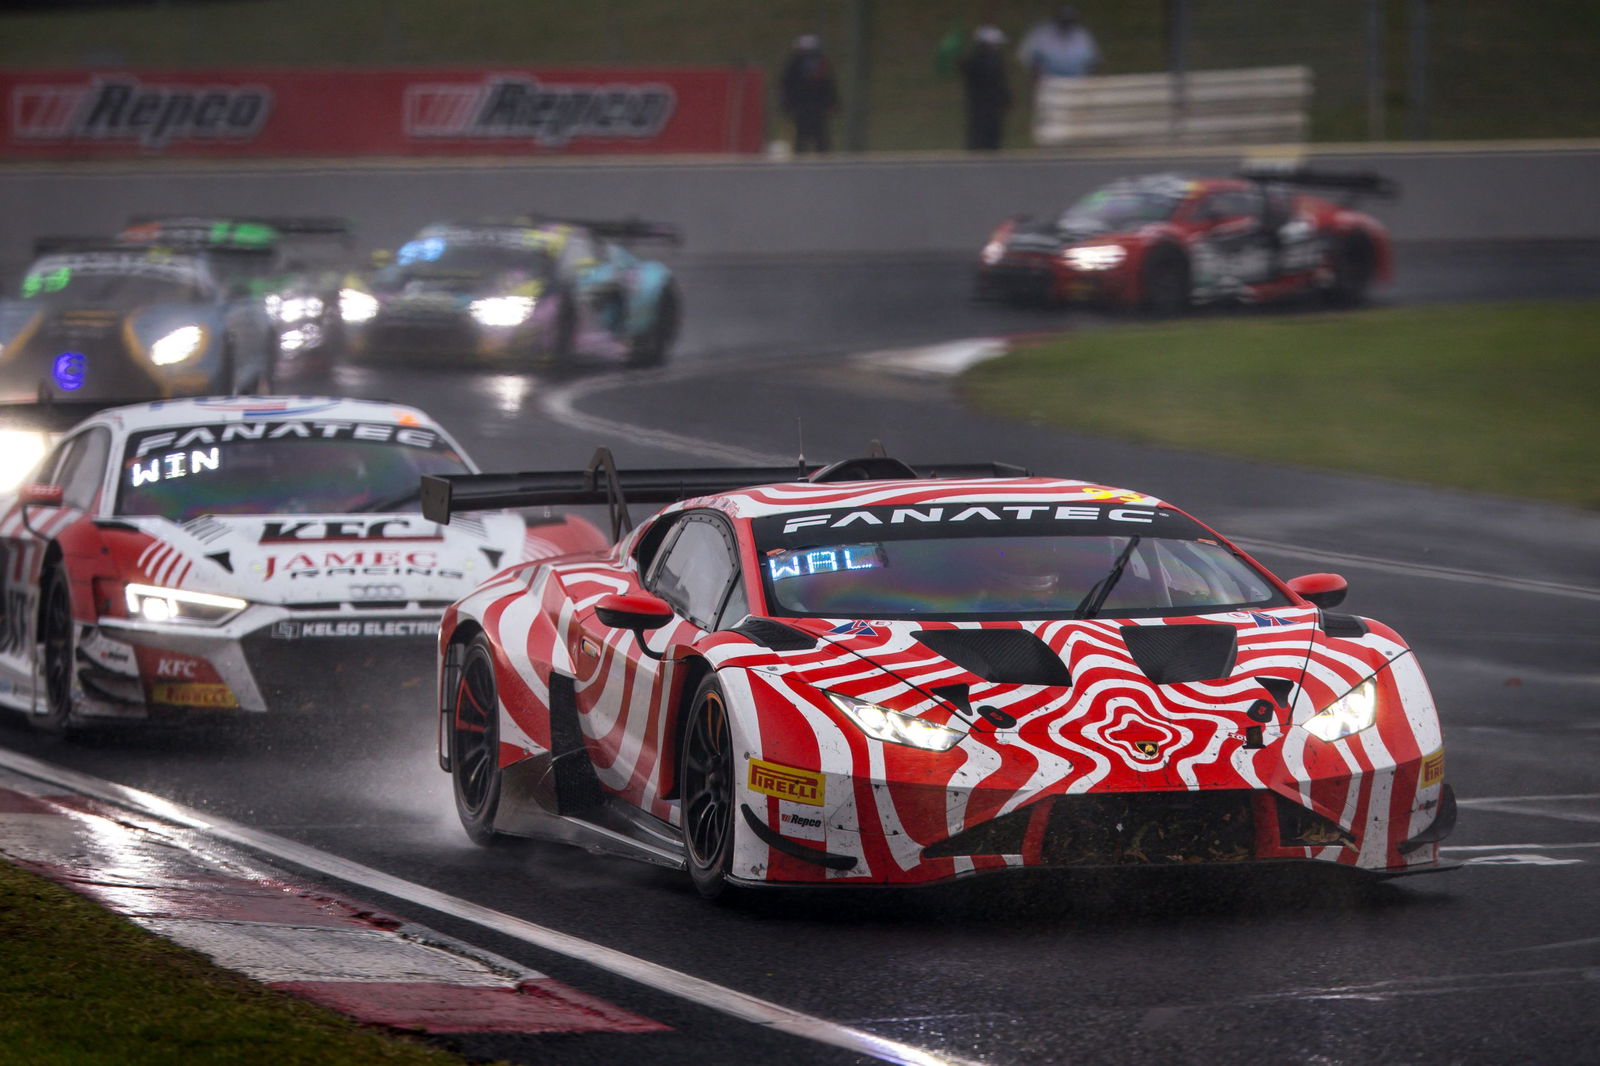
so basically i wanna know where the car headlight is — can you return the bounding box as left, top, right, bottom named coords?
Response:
left=1062, top=244, right=1127, bottom=271
left=980, top=240, right=1006, bottom=265
left=0, top=429, right=50, bottom=493
left=149, top=325, right=206, bottom=366
left=469, top=295, right=536, bottom=327
left=826, top=691, right=964, bottom=752
left=267, top=294, right=324, bottom=323
left=123, top=583, right=246, bottom=625
left=339, top=288, right=379, bottom=323
left=1301, top=678, right=1379, bottom=742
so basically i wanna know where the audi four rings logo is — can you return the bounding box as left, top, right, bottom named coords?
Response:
left=349, top=584, right=406, bottom=601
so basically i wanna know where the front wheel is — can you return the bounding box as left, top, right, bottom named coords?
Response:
left=449, top=635, right=504, bottom=845
left=34, top=565, right=79, bottom=735
left=627, top=283, right=679, bottom=368
left=679, top=675, right=736, bottom=899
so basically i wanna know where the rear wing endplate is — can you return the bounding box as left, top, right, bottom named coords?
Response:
left=1237, top=165, right=1399, bottom=200
left=422, top=447, right=1029, bottom=541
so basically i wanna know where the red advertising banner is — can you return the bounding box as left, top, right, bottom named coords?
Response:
left=0, top=67, right=765, bottom=158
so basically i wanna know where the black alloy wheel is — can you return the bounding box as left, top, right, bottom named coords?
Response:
left=450, top=635, right=504, bottom=845
left=1326, top=234, right=1375, bottom=306
left=680, top=675, right=736, bottom=898
left=1140, top=248, right=1191, bottom=317
left=35, top=567, right=77, bottom=734
left=627, top=283, right=679, bottom=368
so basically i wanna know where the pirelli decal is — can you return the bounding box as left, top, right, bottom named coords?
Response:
left=748, top=758, right=825, bottom=807
left=151, top=682, right=239, bottom=709
left=1421, top=749, right=1445, bottom=787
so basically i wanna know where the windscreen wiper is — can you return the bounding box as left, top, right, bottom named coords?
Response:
left=1074, top=535, right=1142, bottom=620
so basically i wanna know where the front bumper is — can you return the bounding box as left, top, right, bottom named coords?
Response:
left=975, top=256, right=1136, bottom=306
left=78, top=607, right=440, bottom=720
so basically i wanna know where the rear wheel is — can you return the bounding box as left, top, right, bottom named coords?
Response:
left=1325, top=234, right=1375, bottom=306
left=627, top=283, right=680, bottom=368
left=679, top=675, right=736, bottom=899
left=449, top=635, right=504, bottom=845
left=35, top=566, right=78, bottom=735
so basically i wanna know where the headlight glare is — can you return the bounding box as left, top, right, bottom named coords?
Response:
left=1302, top=678, right=1379, bottom=742
left=469, top=295, right=536, bottom=327
left=980, top=240, right=1006, bottom=264
left=826, top=691, right=963, bottom=752
left=149, top=325, right=206, bottom=366
left=269, top=294, right=323, bottom=323
left=0, top=429, right=50, bottom=492
left=1062, top=244, right=1127, bottom=270
left=339, top=288, right=379, bottom=323
left=123, top=583, right=247, bottom=626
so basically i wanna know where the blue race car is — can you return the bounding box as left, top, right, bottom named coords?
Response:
left=337, top=217, right=681, bottom=368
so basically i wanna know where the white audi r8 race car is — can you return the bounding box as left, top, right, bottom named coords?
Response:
left=0, top=396, right=604, bottom=731
left=422, top=451, right=1455, bottom=898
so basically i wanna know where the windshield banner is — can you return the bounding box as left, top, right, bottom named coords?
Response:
left=0, top=67, right=764, bottom=157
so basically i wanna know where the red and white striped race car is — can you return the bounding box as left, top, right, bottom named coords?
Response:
left=423, top=452, right=1454, bottom=897
left=0, top=396, right=604, bottom=731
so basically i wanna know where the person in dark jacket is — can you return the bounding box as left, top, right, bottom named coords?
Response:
left=780, top=34, right=839, bottom=153
left=959, top=25, right=1012, bottom=150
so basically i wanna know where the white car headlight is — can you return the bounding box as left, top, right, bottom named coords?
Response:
left=1301, top=678, right=1379, bottom=742
left=339, top=288, right=380, bottom=323
left=268, top=294, right=323, bottom=323
left=149, top=325, right=206, bottom=366
left=0, top=429, right=50, bottom=493
left=980, top=240, right=1006, bottom=265
left=124, top=583, right=246, bottom=625
left=826, top=691, right=964, bottom=752
left=1062, top=244, right=1127, bottom=271
left=469, top=295, right=536, bottom=328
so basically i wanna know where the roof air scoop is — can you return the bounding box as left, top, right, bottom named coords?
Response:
left=1121, top=624, right=1238, bottom=685
left=913, top=629, right=1072, bottom=687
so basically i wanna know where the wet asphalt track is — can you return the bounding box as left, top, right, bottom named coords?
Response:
left=3, top=242, right=1599, bottom=1065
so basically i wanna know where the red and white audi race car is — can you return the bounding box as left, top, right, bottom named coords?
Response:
left=0, top=396, right=603, bottom=731
left=423, top=451, right=1454, bottom=897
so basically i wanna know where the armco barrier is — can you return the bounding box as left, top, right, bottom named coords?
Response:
left=1, top=144, right=1597, bottom=272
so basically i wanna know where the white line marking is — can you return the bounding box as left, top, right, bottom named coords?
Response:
left=540, top=362, right=1600, bottom=603
left=1457, top=793, right=1600, bottom=805
left=1508, top=936, right=1600, bottom=952
left=1443, top=841, right=1600, bottom=852
left=1251, top=966, right=1600, bottom=1004
left=1461, top=853, right=1584, bottom=866
left=1453, top=802, right=1600, bottom=826
left=0, top=749, right=982, bottom=1066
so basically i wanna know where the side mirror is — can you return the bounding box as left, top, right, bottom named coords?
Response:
left=1287, top=573, right=1348, bottom=609
left=20, top=483, right=63, bottom=508
left=594, top=592, right=675, bottom=660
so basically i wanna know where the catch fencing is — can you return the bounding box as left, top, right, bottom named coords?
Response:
left=1031, top=66, right=1311, bottom=148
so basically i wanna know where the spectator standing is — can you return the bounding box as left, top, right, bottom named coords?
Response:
left=959, top=25, right=1012, bottom=150
left=1016, top=5, right=1099, bottom=82
left=780, top=34, right=839, bottom=154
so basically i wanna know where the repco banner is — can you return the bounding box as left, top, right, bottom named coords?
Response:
left=0, top=67, right=764, bottom=157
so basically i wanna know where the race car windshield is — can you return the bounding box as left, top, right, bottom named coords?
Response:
left=21, top=259, right=205, bottom=305
left=383, top=241, right=556, bottom=282
left=755, top=506, right=1289, bottom=620
left=1060, top=188, right=1180, bottom=230
left=115, top=420, right=470, bottom=522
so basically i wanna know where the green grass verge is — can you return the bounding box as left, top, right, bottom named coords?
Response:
left=0, top=860, right=477, bottom=1066
left=960, top=300, right=1600, bottom=509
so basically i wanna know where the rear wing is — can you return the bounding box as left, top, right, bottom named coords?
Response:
left=30, top=236, right=131, bottom=257
left=121, top=216, right=354, bottom=251
left=542, top=216, right=682, bottom=246
left=1237, top=165, right=1399, bottom=201
left=422, top=447, right=1029, bottom=541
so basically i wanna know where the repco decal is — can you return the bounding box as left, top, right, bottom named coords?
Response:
left=14, top=77, right=272, bottom=147
left=747, top=759, right=825, bottom=807
left=259, top=520, right=441, bottom=543
left=404, top=76, right=675, bottom=146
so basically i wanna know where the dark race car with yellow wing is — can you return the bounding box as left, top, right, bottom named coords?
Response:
left=975, top=168, right=1397, bottom=314
left=338, top=217, right=681, bottom=368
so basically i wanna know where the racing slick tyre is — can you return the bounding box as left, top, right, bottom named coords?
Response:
left=626, top=283, right=680, bottom=369
left=1139, top=247, right=1191, bottom=317
left=34, top=565, right=79, bottom=735
left=680, top=674, right=737, bottom=899
left=449, top=634, right=505, bottom=845
left=1325, top=234, right=1375, bottom=307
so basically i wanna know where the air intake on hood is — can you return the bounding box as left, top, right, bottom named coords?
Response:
left=1122, top=624, right=1237, bottom=685
left=913, top=629, right=1072, bottom=687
